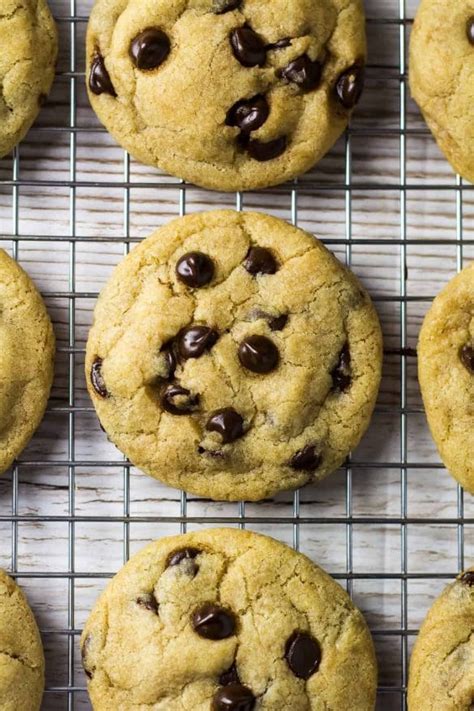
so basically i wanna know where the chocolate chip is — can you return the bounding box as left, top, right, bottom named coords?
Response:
left=266, top=37, right=292, bottom=50
left=192, top=603, right=236, bottom=640
left=212, top=684, right=256, bottom=711
left=243, top=246, right=278, bottom=275
left=336, top=63, right=365, bottom=109
left=89, top=53, right=116, bottom=97
left=81, top=635, right=94, bottom=679
left=460, top=571, right=474, bottom=586
left=331, top=342, right=351, bottom=391
left=238, top=335, right=279, bottom=374
left=206, top=408, right=244, bottom=444
left=161, top=383, right=199, bottom=415
left=467, top=17, right=474, bottom=45
left=160, top=342, right=177, bottom=380
left=166, top=547, right=200, bottom=576
left=91, top=358, right=109, bottom=398
left=281, top=55, right=322, bottom=92
left=269, top=314, right=288, bottom=331
left=213, top=0, right=242, bottom=13
left=226, top=95, right=269, bottom=133
left=219, top=662, right=240, bottom=686
left=460, top=344, right=474, bottom=373
left=290, top=445, right=321, bottom=471
left=130, top=28, right=171, bottom=70
left=285, top=631, right=321, bottom=679
left=230, top=27, right=266, bottom=67
left=177, top=325, right=219, bottom=359
left=246, top=135, right=287, bottom=161
left=136, top=593, right=159, bottom=614
left=176, top=251, right=214, bottom=288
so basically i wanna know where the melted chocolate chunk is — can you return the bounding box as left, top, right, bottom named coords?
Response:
left=331, top=342, right=351, bottom=391
left=81, top=635, right=94, bottom=679
left=161, top=384, right=199, bottom=415
left=230, top=27, right=266, bottom=67
left=460, top=571, right=474, bottom=586
left=176, top=251, right=215, bottom=288
left=244, top=246, right=278, bottom=275
left=177, top=325, right=219, bottom=359
left=285, top=631, right=321, bottom=679
left=91, top=358, right=109, bottom=398
left=130, top=28, right=171, bottom=70
left=212, top=684, right=256, bottom=711
left=266, top=37, right=292, bottom=50
left=336, top=63, right=365, bottom=109
left=238, top=335, right=279, bottom=374
left=160, top=342, right=178, bottom=380
left=89, top=53, right=116, bottom=97
left=246, top=135, right=287, bottom=161
left=219, top=662, right=240, bottom=686
left=226, top=95, right=269, bottom=133
left=281, top=55, right=322, bottom=92
left=290, top=445, right=321, bottom=471
left=206, top=408, right=244, bottom=444
left=166, top=547, right=200, bottom=576
left=460, top=344, right=474, bottom=373
left=192, top=603, right=236, bottom=640
left=467, top=17, right=474, bottom=45
left=213, top=0, right=242, bottom=13
left=269, top=314, right=288, bottom=331
left=136, top=593, right=159, bottom=614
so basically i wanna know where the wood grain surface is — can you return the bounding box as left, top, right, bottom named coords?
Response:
left=0, top=1, right=472, bottom=709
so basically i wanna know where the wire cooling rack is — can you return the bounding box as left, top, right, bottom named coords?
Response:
left=1, top=0, right=473, bottom=709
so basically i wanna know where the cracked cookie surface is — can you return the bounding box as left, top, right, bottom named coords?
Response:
left=81, top=528, right=377, bottom=710
left=86, top=0, right=366, bottom=191
left=0, top=0, right=57, bottom=158
left=408, top=568, right=474, bottom=710
left=0, top=249, right=55, bottom=475
left=410, top=0, right=474, bottom=182
left=0, top=569, right=45, bottom=711
left=85, top=210, right=382, bottom=501
left=418, top=263, right=474, bottom=493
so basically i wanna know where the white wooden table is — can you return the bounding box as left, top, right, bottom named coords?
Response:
left=0, top=1, right=472, bottom=708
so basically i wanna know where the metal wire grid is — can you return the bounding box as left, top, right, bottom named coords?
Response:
left=0, top=0, right=472, bottom=708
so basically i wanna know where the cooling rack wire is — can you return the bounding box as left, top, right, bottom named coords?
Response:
left=0, top=1, right=473, bottom=709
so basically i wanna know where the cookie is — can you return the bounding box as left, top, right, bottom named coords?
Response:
left=0, top=0, right=57, bottom=158
left=408, top=568, right=474, bottom=710
left=0, top=569, right=45, bottom=711
left=85, top=210, right=382, bottom=501
left=81, top=528, right=377, bottom=710
left=0, top=249, right=55, bottom=475
left=86, top=0, right=366, bottom=191
left=418, top=263, right=474, bottom=493
left=410, top=1, right=474, bottom=182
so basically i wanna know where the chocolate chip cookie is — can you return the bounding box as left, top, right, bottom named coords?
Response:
left=418, top=263, right=474, bottom=493
left=86, top=0, right=366, bottom=191
left=85, top=210, right=382, bottom=501
left=0, top=249, right=55, bottom=475
left=408, top=568, right=474, bottom=710
left=81, top=528, right=377, bottom=710
left=0, top=0, right=57, bottom=158
left=410, top=1, right=474, bottom=182
left=0, top=569, right=45, bottom=711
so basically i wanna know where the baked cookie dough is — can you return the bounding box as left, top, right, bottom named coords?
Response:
left=81, top=528, right=377, bottom=710
left=86, top=0, right=366, bottom=191
left=410, top=0, right=474, bottom=182
left=408, top=567, right=474, bottom=710
left=0, top=0, right=57, bottom=158
left=418, top=263, right=474, bottom=492
left=0, top=569, right=45, bottom=711
left=86, top=210, right=382, bottom=501
left=0, top=249, right=55, bottom=474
